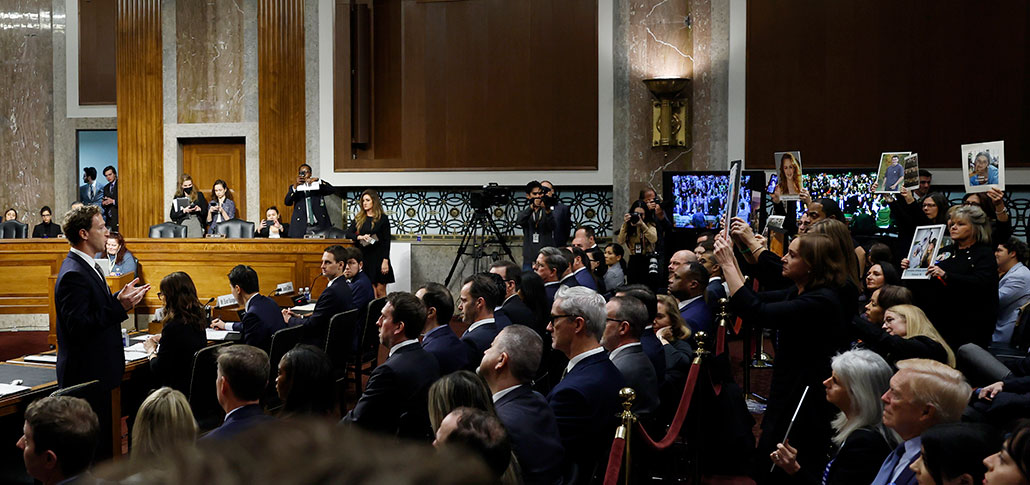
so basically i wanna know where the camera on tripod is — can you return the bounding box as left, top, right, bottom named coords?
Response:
left=470, top=182, right=512, bottom=210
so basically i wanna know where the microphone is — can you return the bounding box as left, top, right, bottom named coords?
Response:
left=203, top=297, right=216, bottom=320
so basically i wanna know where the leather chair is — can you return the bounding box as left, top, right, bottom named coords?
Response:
left=188, top=342, right=233, bottom=432
left=149, top=222, right=187, bottom=238
left=345, top=297, right=386, bottom=394
left=316, top=226, right=348, bottom=239
left=213, top=218, right=255, bottom=239
left=50, top=379, right=99, bottom=399
left=0, top=220, right=28, bottom=239
left=266, top=325, right=305, bottom=409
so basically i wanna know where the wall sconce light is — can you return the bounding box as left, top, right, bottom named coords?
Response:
left=643, top=78, right=690, bottom=148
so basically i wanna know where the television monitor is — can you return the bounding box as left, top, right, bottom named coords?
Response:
left=794, top=169, right=888, bottom=224
left=663, top=171, right=763, bottom=229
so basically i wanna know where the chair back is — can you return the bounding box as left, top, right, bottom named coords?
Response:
left=268, top=325, right=305, bottom=383
left=50, top=379, right=99, bottom=399
left=317, top=226, right=348, bottom=239
left=325, top=309, right=360, bottom=370
left=149, top=222, right=187, bottom=238
left=214, top=218, right=255, bottom=239
left=359, top=297, right=387, bottom=364
left=187, top=342, right=233, bottom=430
left=1, top=220, right=28, bottom=239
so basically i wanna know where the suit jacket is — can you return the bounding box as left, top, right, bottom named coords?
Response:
left=102, top=179, right=118, bottom=229
left=500, top=294, right=536, bottom=328
left=639, top=328, right=666, bottom=384
left=547, top=351, right=626, bottom=475
left=871, top=441, right=919, bottom=485
left=495, top=385, right=565, bottom=485
left=79, top=182, right=104, bottom=206
left=680, top=296, right=714, bottom=334
left=421, top=325, right=469, bottom=376
left=462, top=320, right=500, bottom=369
left=284, top=180, right=335, bottom=238
left=820, top=427, right=893, bottom=485
left=288, top=278, right=355, bottom=330
left=231, top=294, right=286, bottom=352
left=31, top=222, right=62, bottom=238
left=551, top=201, right=572, bottom=247
left=572, top=267, right=598, bottom=291
left=518, top=207, right=556, bottom=267
left=201, top=404, right=274, bottom=441
left=150, top=317, right=207, bottom=395
left=544, top=282, right=561, bottom=309
left=55, top=251, right=127, bottom=390
left=704, top=278, right=728, bottom=313
left=342, top=343, right=441, bottom=440
left=609, top=345, right=660, bottom=415
left=558, top=273, right=580, bottom=289
left=347, top=271, right=375, bottom=314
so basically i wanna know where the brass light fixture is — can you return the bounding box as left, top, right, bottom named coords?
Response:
left=643, top=78, right=690, bottom=148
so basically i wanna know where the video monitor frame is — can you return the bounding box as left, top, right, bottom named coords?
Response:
left=663, top=170, right=765, bottom=231
left=793, top=168, right=887, bottom=223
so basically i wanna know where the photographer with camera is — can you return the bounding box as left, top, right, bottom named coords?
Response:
left=256, top=206, right=289, bottom=238
left=541, top=180, right=572, bottom=247
left=284, top=163, right=335, bottom=238
left=617, top=200, right=659, bottom=289
left=640, top=187, right=674, bottom=273
left=518, top=181, right=557, bottom=271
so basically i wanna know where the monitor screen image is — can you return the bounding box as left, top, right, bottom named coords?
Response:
left=669, top=173, right=755, bottom=229
left=797, top=171, right=888, bottom=224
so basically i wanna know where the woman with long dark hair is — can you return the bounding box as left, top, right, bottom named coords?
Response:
left=911, top=423, right=1001, bottom=485
left=143, top=272, right=208, bottom=394
left=345, top=189, right=393, bottom=298
left=205, top=179, right=236, bottom=235
left=276, top=344, right=337, bottom=418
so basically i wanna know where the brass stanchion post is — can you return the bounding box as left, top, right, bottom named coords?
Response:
left=617, top=387, right=637, bottom=484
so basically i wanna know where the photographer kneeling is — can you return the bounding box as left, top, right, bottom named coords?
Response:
left=617, top=201, right=659, bottom=289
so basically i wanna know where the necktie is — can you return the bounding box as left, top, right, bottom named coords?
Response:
left=94, top=262, right=106, bottom=281
left=305, top=191, right=316, bottom=225
left=89, top=185, right=95, bottom=200
left=871, top=443, right=905, bottom=485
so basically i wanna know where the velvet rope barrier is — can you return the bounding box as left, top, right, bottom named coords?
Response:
left=602, top=432, right=627, bottom=485
left=634, top=352, right=702, bottom=450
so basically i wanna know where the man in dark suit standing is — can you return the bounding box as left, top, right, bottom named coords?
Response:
left=535, top=247, right=566, bottom=307
left=489, top=261, right=536, bottom=329
left=416, top=282, right=468, bottom=375
left=458, top=273, right=504, bottom=366
left=568, top=246, right=598, bottom=291
left=282, top=245, right=356, bottom=335
left=540, top=181, right=572, bottom=247
left=202, top=345, right=275, bottom=441
left=602, top=296, right=660, bottom=416
left=100, top=165, right=118, bottom=231
left=342, top=292, right=441, bottom=440
left=545, top=286, right=625, bottom=478
left=478, top=324, right=564, bottom=485
left=210, top=265, right=285, bottom=353
left=284, top=163, right=335, bottom=238
left=78, top=167, right=104, bottom=207
left=669, top=262, right=713, bottom=334
left=696, top=240, right=728, bottom=313
left=55, top=205, right=149, bottom=391
left=518, top=181, right=556, bottom=271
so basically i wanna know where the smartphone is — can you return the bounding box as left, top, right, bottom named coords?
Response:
left=766, top=174, right=778, bottom=193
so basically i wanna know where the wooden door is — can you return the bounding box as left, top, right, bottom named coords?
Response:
left=181, top=139, right=246, bottom=220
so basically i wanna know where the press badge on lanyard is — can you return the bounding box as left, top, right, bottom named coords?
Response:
left=635, top=243, right=642, bottom=254
left=533, top=234, right=540, bottom=243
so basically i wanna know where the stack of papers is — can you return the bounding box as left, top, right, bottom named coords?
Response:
left=23, top=354, right=57, bottom=364
left=124, top=350, right=149, bottom=362
left=206, top=329, right=242, bottom=341
left=0, top=383, right=30, bottom=396
left=292, top=303, right=317, bottom=312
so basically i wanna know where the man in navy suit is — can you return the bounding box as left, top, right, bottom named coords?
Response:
left=342, top=292, right=441, bottom=440
left=535, top=247, right=566, bottom=308
left=479, top=324, right=564, bottom=485
left=210, top=265, right=285, bottom=353
left=78, top=167, right=104, bottom=207
left=568, top=246, right=598, bottom=291
left=416, top=282, right=468, bottom=375
left=55, top=205, right=149, bottom=391
left=202, top=345, right=275, bottom=441
left=557, top=248, right=582, bottom=290
left=669, top=262, right=713, bottom=334
left=696, top=240, right=729, bottom=314
left=540, top=181, right=572, bottom=247
left=545, top=286, right=625, bottom=479
left=283, top=245, right=356, bottom=336
left=602, top=296, right=660, bottom=416
left=614, top=285, right=666, bottom=385
left=489, top=260, right=536, bottom=329
left=458, top=273, right=504, bottom=366
left=100, top=166, right=118, bottom=231
left=284, top=163, right=335, bottom=238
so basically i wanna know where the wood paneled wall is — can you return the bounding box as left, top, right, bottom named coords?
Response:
left=80, top=0, right=118, bottom=105
left=116, top=0, right=163, bottom=238
left=746, top=1, right=1030, bottom=169
left=258, top=0, right=306, bottom=223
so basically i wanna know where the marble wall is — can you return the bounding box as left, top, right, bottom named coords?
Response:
left=176, top=0, right=245, bottom=123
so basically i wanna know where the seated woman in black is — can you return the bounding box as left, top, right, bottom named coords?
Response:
left=850, top=303, right=953, bottom=367
left=714, top=232, right=852, bottom=482
left=143, top=271, right=207, bottom=394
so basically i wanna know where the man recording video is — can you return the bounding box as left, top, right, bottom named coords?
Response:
left=284, top=163, right=335, bottom=238
left=518, top=181, right=556, bottom=271
left=540, top=181, right=572, bottom=246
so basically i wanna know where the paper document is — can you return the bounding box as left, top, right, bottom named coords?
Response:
left=292, top=303, right=317, bottom=312
left=206, top=329, right=242, bottom=341
left=125, top=343, right=148, bottom=353
left=296, top=182, right=320, bottom=192
left=0, top=383, right=30, bottom=396
left=23, top=354, right=57, bottom=364
left=124, top=350, right=149, bottom=362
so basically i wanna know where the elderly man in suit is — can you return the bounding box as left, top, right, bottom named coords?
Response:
left=615, top=285, right=666, bottom=385
left=282, top=245, right=356, bottom=345
left=458, top=273, right=504, bottom=366
left=416, top=282, right=468, bottom=375
left=546, top=286, right=625, bottom=479
left=203, top=345, right=275, bottom=441
left=478, top=324, right=564, bottom=485
left=669, top=262, right=713, bottom=334
left=284, top=163, right=335, bottom=238
left=602, top=296, right=660, bottom=416
left=342, top=292, right=440, bottom=440
left=78, top=167, right=104, bottom=207
left=210, top=265, right=286, bottom=352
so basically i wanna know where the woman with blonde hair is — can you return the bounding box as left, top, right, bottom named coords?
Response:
left=131, top=387, right=197, bottom=460
left=345, top=189, right=394, bottom=297
left=850, top=302, right=953, bottom=367
left=169, top=173, right=207, bottom=237
left=654, top=294, right=692, bottom=348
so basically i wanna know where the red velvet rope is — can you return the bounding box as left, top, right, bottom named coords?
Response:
left=716, top=325, right=726, bottom=356
left=634, top=358, right=701, bottom=450
left=602, top=435, right=626, bottom=485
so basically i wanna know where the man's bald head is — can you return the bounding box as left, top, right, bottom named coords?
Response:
left=667, top=249, right=697, bottom=275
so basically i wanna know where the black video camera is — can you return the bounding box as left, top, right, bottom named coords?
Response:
left=470, top=182, right=512, bottom=210
left=540, top=186, right=559, bottom=207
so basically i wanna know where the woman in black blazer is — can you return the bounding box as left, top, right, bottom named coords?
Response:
left=143, top=272, right=207, bottom=395
left=714, top=231, right=853, bottom=482
left=770, top=349, right=899, bottom=484
left=345, top=189, right=394, bottom=298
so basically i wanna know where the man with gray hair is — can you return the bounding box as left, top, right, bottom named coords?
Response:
left=603, top=296, right=659, bottom=416
left=479, top=325, right=564, bottom=484
left=535, top=246, right=567, bottom=307
left=870, top=358, right=972, bottom=485
left=545, top=286, right=625, bottom=478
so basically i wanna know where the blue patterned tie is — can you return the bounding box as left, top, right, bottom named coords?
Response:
left=871, top=443, right=905, bottom=485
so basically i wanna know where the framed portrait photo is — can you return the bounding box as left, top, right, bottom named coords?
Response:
left=962, top=140, right=1005, bottom=194
left=773, top=151, right=803, bottom=201
left=902, top=224, right=947, bottom=280
left=903, top=154, right=920, bottom=191
left=873, top=151, right=912, bottom=193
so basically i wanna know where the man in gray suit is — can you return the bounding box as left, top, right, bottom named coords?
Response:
left=602, top=295, right=659, bottom=416
left=78, top=167, right=104, bottom=207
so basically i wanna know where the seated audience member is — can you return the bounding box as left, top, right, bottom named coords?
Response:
left=963, top=188, right=1013, bottom=246
left=459, top=273, right=504, bottom=365
left=602, top=296, right=660, bottom=416
left=210, top=265, right=286, bottom=353
left=479, top=325, right=565, bottom=485
left=69, top=201, right=83, bottom=211
left=428, top=370, right=496, bottom=432
left=861, top=285, right=914, bottom=327
left=95, top=232, right=137, bottom=277
left=416, top=282, right=469, bottom=375
left=904, top=204, right=999, bottom=350
left=275, top=344, right=337, bottom=418
left=5, top=207, right=17, bottom=221
left=490, top=260, right=536, bottom=329
left=572, top=226, right=597, bottom=250
left=615, top=285, right=666, bottom=385
left=871, top=359, right=971, bottom=485
left=695, top=239, right=728, bottom=311
left=568, top=246, right=598, bottom=291
left=18, top=396, right=99, bottom=485
left=862, top=261, right=900, bottom=305
left=203, top=345, right=274, bottom=441
left=32, top=206, right=62, bottom=238
left=909, top=423, right=1000, bottom=485
left=342, top=292, right=440, bottom=440
left=850, top=303, right=954, bottom=367
left=144, top=272, right=208, bottom=394
left=604, top=243, right=627, bottom=292
left=131, top=387, right=197, bottom=461
left=206, top=179, right=237, bottom=235
left=545, top=286, right=626, bottom=478
left=342, top=247, right=374, bottom=315
left=983, top=420, right=1030, bottom=485
left=535, top=246, right=566, bottom=305
left=434, top=407, right=515, bottom=482
left=255, top=206, right=289, bottom=238
left=770, top=349, right=899, bottom=484
left=668, top=261, right=714, bottom=334
left=283, top=245, right=356, bottom=333
left=556, top=247, right=580, bottom=289
left=169, top=173, right=208, bottom=237
left=994, top=237, right=1030, bottom=352
left=866, top=242, right=893, bottom=268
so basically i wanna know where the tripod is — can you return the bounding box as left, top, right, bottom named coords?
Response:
left=445, top=207, right=516, bottom=285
